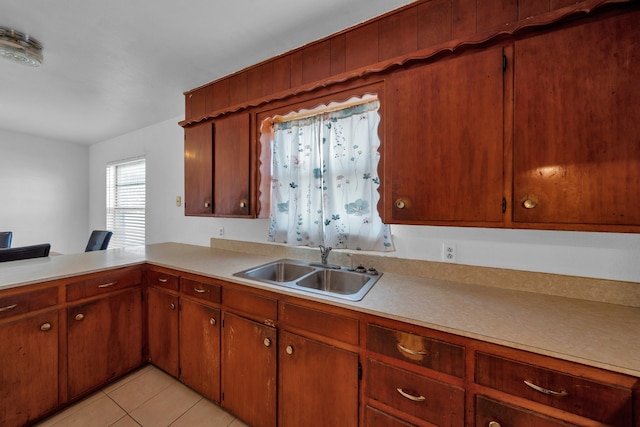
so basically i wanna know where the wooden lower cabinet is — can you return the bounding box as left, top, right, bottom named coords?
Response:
left=279, top=330, right=359, bottom=427
left=67, top=287, right=143, bottom=399
left=179, top=297, right=221, bottom=403
left=147, top=286, right=179, bottom=376
left=475, top=395, right=571, bottom=427
left=0, top=310, right=59, bottom=426
left=221, top=311, right=277, bottom=427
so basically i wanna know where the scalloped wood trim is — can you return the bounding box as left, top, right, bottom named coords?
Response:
left=179, top=0, right=634, bottom=128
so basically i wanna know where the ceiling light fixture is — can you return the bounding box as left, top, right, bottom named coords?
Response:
left=0, top=26, right=43, bottom=66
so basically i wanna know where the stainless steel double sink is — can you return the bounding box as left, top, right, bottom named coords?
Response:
left=233, top=259, right=381, bottom=301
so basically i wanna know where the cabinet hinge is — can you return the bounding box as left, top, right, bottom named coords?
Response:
left=358, top=362, right=362, bottom=380
left=221, top=392, right=224, bottom=401
left=502, top=197, right=507, bottom=214
left=502, top=54, right=507, bottom=71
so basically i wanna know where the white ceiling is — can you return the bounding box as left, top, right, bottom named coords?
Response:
left=0, top=0, right=415, bottom=145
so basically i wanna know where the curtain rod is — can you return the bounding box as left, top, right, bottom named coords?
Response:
left=271, top=95, right=378, bottom=124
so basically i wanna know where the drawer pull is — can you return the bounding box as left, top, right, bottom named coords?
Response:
left=40, top=322, right=52, bottom=332
left=157, top=277, right=168, bottom=283
left=524, top=380, right=568, bottom=397
left=488, top=422, right=501, bottom=427
left=396, top=387, right=426, bottom=402
left=74, top=313, right=85, bottom=321
left=0, top=304, right=18, bottom=312
left=98, top=281, right=117, bottom=288
left=193, top=287, right=206, bottom=293
left=397, top=343, right=428, bottom=357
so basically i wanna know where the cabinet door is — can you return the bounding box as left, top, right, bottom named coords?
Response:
left=513, top=11, right=640, bottom=228
left=476, top=395, right=571, bottom=427
left=279, top=330, right=359, bottom=427
left=184, top=120, right=213, bottom=215
left=384, top=47, right=505, bottom=225
left=67, top=288, right=143, bottom=399
left=0, top=310, right=58, bottom=426
left=180, top=298, right=221, bottom=403
left=147, top=287, right=179, bottom=377
left=213, top=113, right=251, bottom=216
left=221, top=312, right=276, bottom=427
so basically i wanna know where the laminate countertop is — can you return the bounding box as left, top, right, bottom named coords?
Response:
left=1, top=242, right=638, bottom=377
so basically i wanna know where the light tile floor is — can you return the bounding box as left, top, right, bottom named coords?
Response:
left=36, top=365, right=249, bottom=427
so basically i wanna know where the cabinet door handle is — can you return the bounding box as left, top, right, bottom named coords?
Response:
left=239, top=200, right=247, bottom=208
left=209, top=317, right=216, bottom=326
left=204, top=201, right=211, bottom=208
left=40, top=322, right=52, bottom=332
left=98, top=281, right=117, bottom=288
left=0, top=304, right=18, bottom=312
left=285, top=345, right=294, bottom=355
left=170, top=303, right=176, bottom=310
left=74, top=313, right=85, bottom=321
left=158, top=277, right=168, bottom=283
left=193, top=287, right=206, bottom=293
left=488, top=422, right=501, bottom=427
left=523, top=380, right=568, bottom=397
left=396, top=387, right=426, bottom=402
left=523, top=199, right=537, bottom=209
left=263, top=338, right=272, bottom=347
left=395, top=199, right=406, bottom=209
left=397, top=343, right=427, bottom=357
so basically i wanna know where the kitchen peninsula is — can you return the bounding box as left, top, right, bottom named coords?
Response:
left=1, top=242, right=638, bottom=426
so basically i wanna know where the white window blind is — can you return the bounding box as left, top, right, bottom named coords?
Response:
left=106, top=157, right=146, bottom=248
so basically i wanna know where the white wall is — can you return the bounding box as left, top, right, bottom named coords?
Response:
left=89, top=117, right=640, bottom=283
left=0, top=130, right=89, bottom=253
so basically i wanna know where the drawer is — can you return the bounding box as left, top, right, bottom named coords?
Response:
left=476, top=395, right=573, bottom=427
left=0, top=287, right=58, bottom=320
left=476, top=352, right=632, bottom=426
left=364, top=405, right=417, bottom=427
left=146, top=268, right=179, bottom=291
left=222, top=287, right=277, bottom=323
left=367, top=358, right=465, bottom=426
left=367, top=323, right=465, bottom=378
left=66, top=268, right=142, bottom=301
left=280, top=301, right=358, bottom=345
left=181, top=277, right=221, bottom=304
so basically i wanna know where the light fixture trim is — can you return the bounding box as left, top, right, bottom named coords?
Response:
left=0, top=26, right=43, bottom=66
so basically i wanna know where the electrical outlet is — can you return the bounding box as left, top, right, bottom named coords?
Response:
left=442, top=243, right=457, bottom=263
left=218, top=226, right=224, bottom=238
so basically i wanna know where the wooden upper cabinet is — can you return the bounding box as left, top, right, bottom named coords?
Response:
left=383, top=46, right=505, bottom=225
left=213, top=113, right=251, bottom=217
left=184, top=121, right=213, bottom=215
left=513, top=10, right=640, bottom=230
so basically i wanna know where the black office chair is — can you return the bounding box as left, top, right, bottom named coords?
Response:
left=85, top=230, right=113, bottom=252
left=0, top=243, right=50, bottom=262
left=0, top=231, right=12, bottom=248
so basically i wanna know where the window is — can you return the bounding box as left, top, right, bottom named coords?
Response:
left=266, top=96, right=393, bottom=252
left=106, top=157, right=146, bottom=248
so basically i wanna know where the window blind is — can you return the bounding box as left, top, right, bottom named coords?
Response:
left=106, top=157, right=146, bottom=248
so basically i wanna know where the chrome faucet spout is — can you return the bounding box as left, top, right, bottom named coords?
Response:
left=319, top=245, right=332, bottom=265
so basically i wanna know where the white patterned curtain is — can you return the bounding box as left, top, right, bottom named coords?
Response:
left=268, top=98, right=393, bottom=251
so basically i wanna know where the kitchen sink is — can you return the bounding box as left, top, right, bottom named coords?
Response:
left=233, top=259, right=381, bottom=301
left=240, top=261, right=315, bottom=282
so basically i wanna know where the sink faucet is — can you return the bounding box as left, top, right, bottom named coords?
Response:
left=319, top=245, right=332, bottom=265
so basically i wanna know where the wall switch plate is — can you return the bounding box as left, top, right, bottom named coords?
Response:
left=442, top=243, right=457, bottom=263
left=175, top=196, right=181, bottom=207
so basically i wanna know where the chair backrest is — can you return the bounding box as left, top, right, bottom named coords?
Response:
left=85, top=230, right=113, bottom=252
left=0, top=231, right=12, bottom=248
left=0, top=243, right=50, bottom=262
